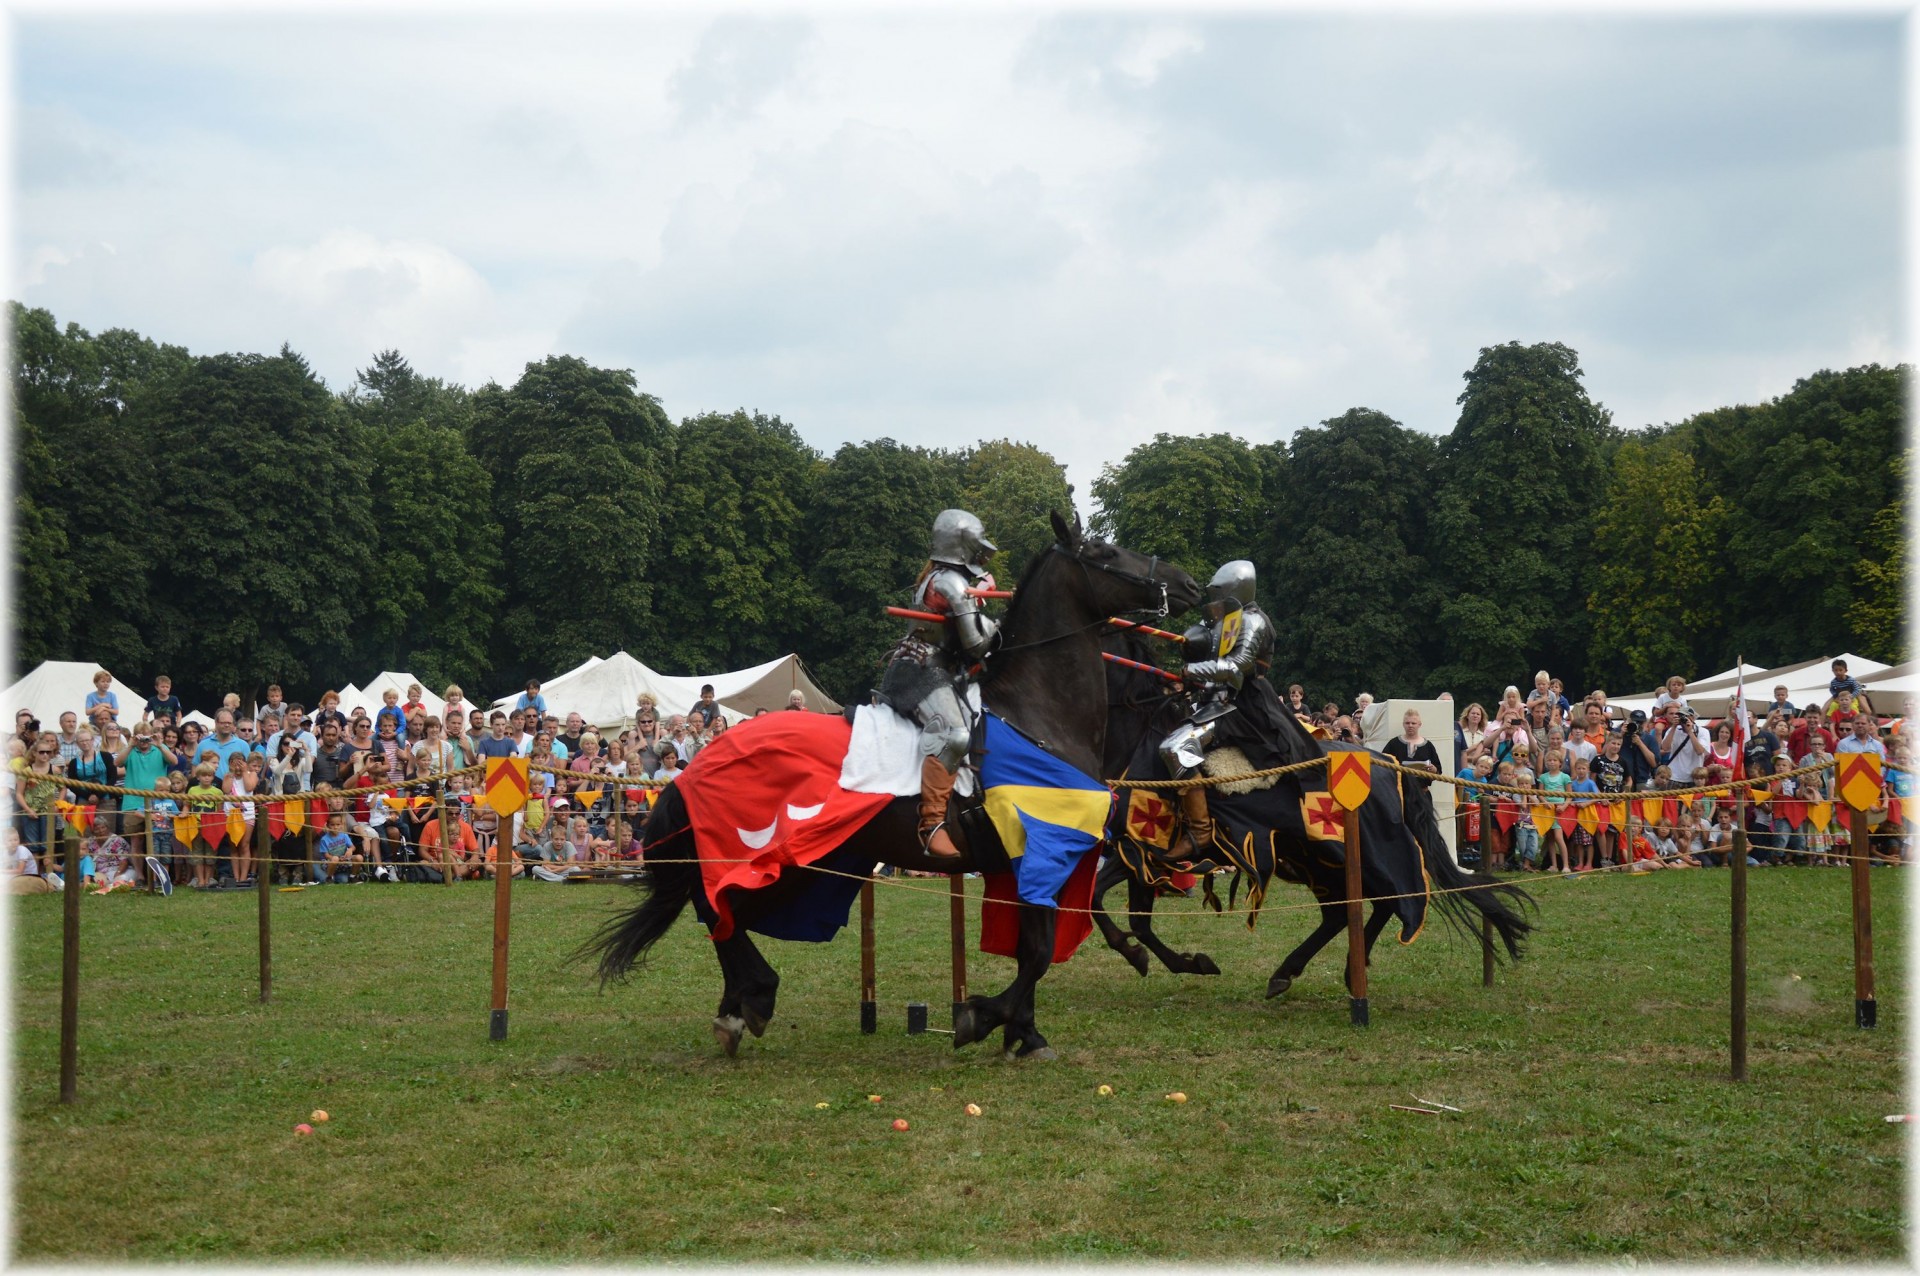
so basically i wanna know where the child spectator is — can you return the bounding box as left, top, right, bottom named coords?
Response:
left=145, top=674, right=184, bottom=724
left=374, top=689, right=407, bottom=743
left=83, top=669, right=120, bottom=723
left=516, top=680, right=547, bottom=716
left=1568, top=756, right=1599, bottom=873
left=1590, top=731, right=1628, bottom=867
left=1767, top=753, right=1805, bottom=864
left=149, top=775, right=182, bottom=879
left=185, top=765, right=225, bottom=890
left=318, top=812, right=360, bottom=884
left=1538, top=749, right=1572, bottom=875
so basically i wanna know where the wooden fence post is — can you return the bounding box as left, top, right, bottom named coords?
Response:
left=949, top=872, right=967, bottom=1021
left=58, top=818, right=81, bottom=1104
left=490, top=821, right=513, bottom=1041
left=256, top=814, right=271, bottom=1004
left=1730, top=793, right=1748, bottom=1081
left=860, top=879, right=877, bottom=1034
left=1479, top=794, right=1495, bottom=988
left=1849, top=804, right=1876, bottom=1029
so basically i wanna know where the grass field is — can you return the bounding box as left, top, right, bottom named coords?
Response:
left=10, top=864, right=1908, bottom=1262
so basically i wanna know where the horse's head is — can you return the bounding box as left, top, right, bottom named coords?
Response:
left=1047, top=509, right=1202, bottom=620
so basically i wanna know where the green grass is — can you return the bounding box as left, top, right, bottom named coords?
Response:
left=10, top=865, right=1907, bottom=1261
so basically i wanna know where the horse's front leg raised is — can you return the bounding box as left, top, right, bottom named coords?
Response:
left=1126, top=871, right=1221, bottom=976
left=1091, top=856, right=1151, bottom=977
left=1266, top=901, right=1345, bottom=999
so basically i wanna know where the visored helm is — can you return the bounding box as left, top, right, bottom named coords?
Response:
left=930, top=509, right=999, bottom=577
left=1205, top=560, right=1256, bottom=618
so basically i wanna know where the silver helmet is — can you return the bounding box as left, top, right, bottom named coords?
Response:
left=930, top=509, right=998, bottom=574
left=1206, top=560, right=1256, bottom=616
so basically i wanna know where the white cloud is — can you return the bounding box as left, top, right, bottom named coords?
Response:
left=10, top=11, right=1902, bottom=500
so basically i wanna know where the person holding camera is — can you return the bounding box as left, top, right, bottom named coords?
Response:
left=1660, top=707, right=1711, bottom=785
left=1622, top=709, right=1663, bottom=790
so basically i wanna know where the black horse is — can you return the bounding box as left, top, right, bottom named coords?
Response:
left=586, top=513, right=1201, bottom=1059
left=1092, top=629, right=1532, bottom=996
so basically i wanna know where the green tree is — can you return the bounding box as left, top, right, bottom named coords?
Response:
left=9, top=304, right=188, bottom=675
left=468, top=356, right=672, bottom=683
left=1584, top=439, right=1728, bottom=689
left=1428, top=341, right=1614, bottom=701
left=1846, top=452, right=1907, bottom=664
left=1264, top=408, right=1441, bottom=702
left=143, top=347, right=377, bottom=699
left=1089, top=432, right=1267, bottom=584
left=360, top=418, right=505, bottom=689
left=1716, top=364, right=1908, bottom=664
left=9, top=409, right=80, bottom=673
left=802, top=440, right=963, bottom=701
left=344, top=348, right=472, bottom=434
left=957, top=439, right=1077, bottom=583
left=647, top=410, right=820, bottom=673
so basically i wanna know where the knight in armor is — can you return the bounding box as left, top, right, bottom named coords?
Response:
left=1158, top=559, right=1290, bottom=858
left=880, top=509, right=1001, bottom=859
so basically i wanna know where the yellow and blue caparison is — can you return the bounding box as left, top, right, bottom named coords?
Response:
left=980, top=712, right=1112, bottom=907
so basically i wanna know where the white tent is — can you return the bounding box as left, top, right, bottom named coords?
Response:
left=1858, top=660, right=1920, bottom=699
left=494, top=650, right=840, bottom=734
left=182, top=709, right=217, bottom=730
left=336, top=672, right=447, bottom=721
left=1, top=661, right=146, bottom=726
left=1614, top=653, right=1892, bottom=720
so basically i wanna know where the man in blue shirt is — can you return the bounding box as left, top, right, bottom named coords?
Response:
left=199, top=710, right=253, bottom=779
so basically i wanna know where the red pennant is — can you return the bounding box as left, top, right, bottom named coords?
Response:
left=1556, top=803, right=1577, bottom=836
left=200, top=810, right=227, bottom=849
left=1494, top=798, right=1521, bottom=832
left=267, top=802, right=287, bottom=840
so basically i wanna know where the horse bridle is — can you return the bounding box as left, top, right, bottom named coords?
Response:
left=990, top=541, right=1175, bottom=657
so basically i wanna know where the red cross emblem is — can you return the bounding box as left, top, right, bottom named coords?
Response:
left=1302, top=792, right=1343, bottom=841
left=1127, top=791, right=1174, bottom=848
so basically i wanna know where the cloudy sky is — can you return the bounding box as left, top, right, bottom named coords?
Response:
left=14, top=8, right=1906, bottom=501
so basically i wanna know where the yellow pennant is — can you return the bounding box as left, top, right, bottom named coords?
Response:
left=227, top=807, right=246, bottom=844
left=173, top=814, right=196, bottom=844
left=286, top=800, right=306, bottom=834
left=1576, top=803, right=1600, bottom=835
left=1807, top=800, right=1834, bottom=830
left=575, top=788, right=603, bottom=809
left=1529, top=804, right=1555, bottom=836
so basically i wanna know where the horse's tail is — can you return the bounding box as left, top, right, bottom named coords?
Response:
left=1409, top=791, right=1534, bottom=961
left=579, top=783, right=699, bottom=987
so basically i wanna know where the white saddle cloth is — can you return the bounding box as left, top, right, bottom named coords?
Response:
left=839, top=695, right=980, bottom=798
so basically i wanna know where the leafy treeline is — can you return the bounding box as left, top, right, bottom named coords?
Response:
left=11, top=303, right=1907, bottom=712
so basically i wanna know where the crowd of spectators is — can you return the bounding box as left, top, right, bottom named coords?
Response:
left=7, top=669, right=819, bottom=894
left=1431, top=660, right=1910, bottom=875
left=7, top=658, right=1907, bottom=895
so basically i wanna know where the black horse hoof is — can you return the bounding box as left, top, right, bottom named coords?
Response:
left=742, top=1006, right=771, bottom=1038
left=1265, top=973, right=1293, bottom=1000
left=1190, top=953, right=1221, bottom=976
left=953, top=1003, right=982, bottom=1049
left=1006, top=1044, right=1058, bottom=1062
left=1122, top=943, right=1152, bottom=978
left=712, top=1014, right=746, bottom=1057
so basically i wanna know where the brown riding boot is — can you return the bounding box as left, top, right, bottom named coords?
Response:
left=1176, top=785, right=1215, bottom=858
left=919, top=755, right=961, bottom=859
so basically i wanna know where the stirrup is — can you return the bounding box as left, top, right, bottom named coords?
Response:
left=921, top=820, right=961, bottom=859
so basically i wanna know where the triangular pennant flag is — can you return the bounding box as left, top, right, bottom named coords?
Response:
left=1494, top=799, right=1521, bottom=832
left=267, top=802, right=287, bottom=840
left=1530, top=804, right=1555, bottom=836
left=1576, top=802, right=1600, bottom=835
left=201, top=811, right=227, bottom=849
left=173, top=813, right=196, bottom=844
left=1606, top=800, right=1625, bottom=830
left=1808, top=800, right=1834, bottom=830
left=227, top=807, right=246, bottom=845
left=1638, top=797, right=1664, bottom=826
left=576, top=788, right=603, bottom=810
left=1662, top=798, right=1680, bottom=827
left=1556, top=803, right=1577, bottom=836
left=286, top=800, right=306, bottom=834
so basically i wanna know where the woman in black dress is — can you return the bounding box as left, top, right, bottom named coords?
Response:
left=1383, top=708, right=1444, bottom=834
